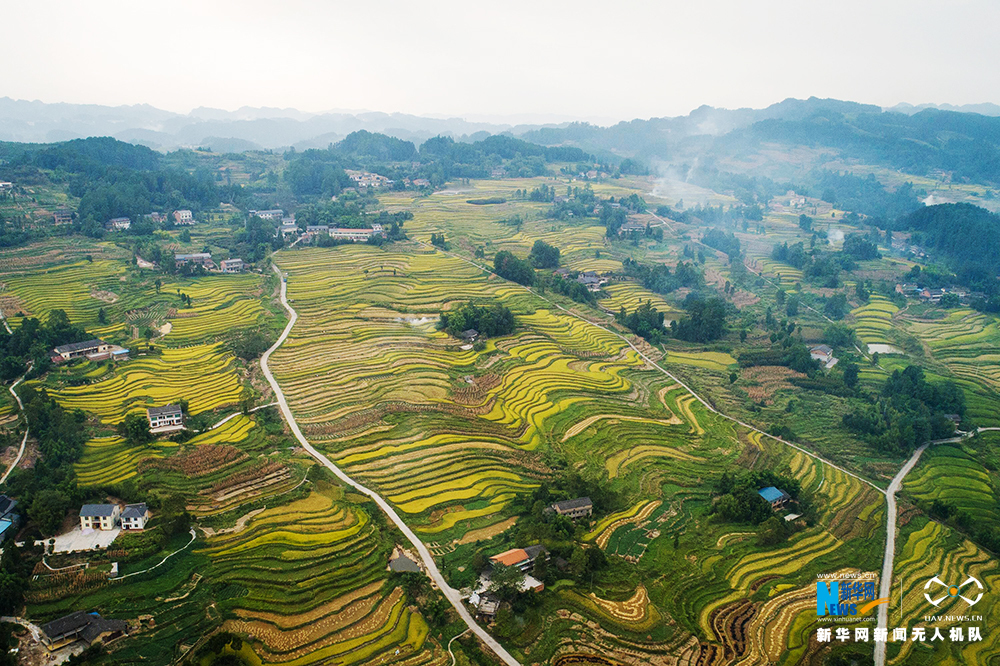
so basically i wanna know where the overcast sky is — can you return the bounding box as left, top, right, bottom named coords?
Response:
left=3, top=0, right=997, bottom=124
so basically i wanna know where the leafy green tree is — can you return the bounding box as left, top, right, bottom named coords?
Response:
left=29, top=489, right=69, bottom=536
left=528, top=240, right=560, bottom=268
left=488, top=563, right=525, bottom=602
left=843, top=362, right=860, bottom=388
left=118, top=412, right=152, bottom=445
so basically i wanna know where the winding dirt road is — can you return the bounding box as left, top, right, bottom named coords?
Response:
left=260, top=266, right=521, bottom=666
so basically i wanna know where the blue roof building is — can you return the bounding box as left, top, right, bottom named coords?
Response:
left=758, top=486, right=791, bottom=508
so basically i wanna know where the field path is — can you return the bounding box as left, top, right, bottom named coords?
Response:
left=874, top=442, right=928, bottom=666
left=0, top=373, right=29, bottom=485
left=261, top=266, right=522, bottom=666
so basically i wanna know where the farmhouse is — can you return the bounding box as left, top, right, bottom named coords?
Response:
left=328, top=227, right=385, bottom=242
left=618, top=221, right=647, bottom=235
left=249, top=209, right=284, bottom=221
left=346, top=170, right=391, bottom=188
left=489, top=545, right=548, bottom=573
left=120, top=503, right=149, bottom=530
left=53, top=209, right=73, bottom=225
left=412, top=178, right=431, bottom=188
left=921, top=287, right=946, bottom=303
left=173, top=209, right=195, bottom=225
left=278, top=222, right=299, bottom=237
left=107, top=217, right=131, bottom=231
left=175, top=252, right=212, bottom=266
left=460, top=329, right=479, bottom=341
left=758, top=486, right=791, bottom=509
left=145, top=212, right=167, bottom=224
left=52, top=339, right=110, bottom=362
left=147, top=404, right=184, bottom=431
left=40, top=611, right=128, bottom=652
left=549, top=497, right=593, bottom=519
left=219, top=258, right=244, bottom=273
left=810, top=345, right=835, bottom=364
left=0, top=182, right=12, bottom=191
left=79, top=504, right=120, bottom=531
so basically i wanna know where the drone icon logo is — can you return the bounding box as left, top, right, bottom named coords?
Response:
left=924, top=575, right=984, bottom=607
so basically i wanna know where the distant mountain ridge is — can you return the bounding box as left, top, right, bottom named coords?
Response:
left=1, top=95, right=995, bottom=155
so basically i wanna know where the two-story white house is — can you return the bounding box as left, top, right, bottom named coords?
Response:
left=79, top=504, right=120, bottom=531
left=120, top=503, right=149, bottom=531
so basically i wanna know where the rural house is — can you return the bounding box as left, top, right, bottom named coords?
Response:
left=145, top=212, right=167, bottom=224
left=489, top=545, right=549, bottom=573
left=40, top=611, right=128, bottom=652
left=120, top=503, right=149, bottom=530
left=52, top=339, right=110, bottom=362
left=249, top=209, right=284, bottom=220
left=53, top=209, right=73, bottom=225
left=220, top=258, right=244, bottom=273
left=147, top=404, right=184, bottom=431
left=107, top=217, right=131, bottom=231
left=810, top=345, right=834, bottom=364
left=549, top=497, right=593, bottom=519
left=79, top=504, right=121, bottom=531
left=175, top=252, right=212, bottom=266
left=758, top=486, right=791, bottom=509
left=173, top=209, right=195, bottom=225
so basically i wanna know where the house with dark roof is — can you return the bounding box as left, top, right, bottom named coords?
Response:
left=53, top=339, right=109, bottom=362
left=460, top=329, right=479, bottom=341
left=175, top=252, right=212, bottom=266
left=79, top=504, right=120, bottom=531
left=549, top=497, right=593, bottom=519
left=146, top=404, right=184, bottom=431
left=40, top=611, right=128, bottom=652
left=758, top=486, right=791, bottom=509
left=121, top=503, right=149, bottom=531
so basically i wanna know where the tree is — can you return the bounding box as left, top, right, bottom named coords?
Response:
left=118, top=411, right=152, bottom=446
left=97, top=308, right=107, bottom=325
left=488, top=563, right=525, bottom=602
left=843, top=362, right=860, bottom=388
left=29, top=489, right=69, bottom=536
left=142, top=327, right=154, bottom=349
left=824, top=294, right=849, bottom=320
left=528, top=240, right=560, bottom=268
left=798, top=214, right=812, bottom=231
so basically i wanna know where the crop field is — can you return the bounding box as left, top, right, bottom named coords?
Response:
left=204, top=484, right=437, bottom=665
left=889, top=517, right=1000, bottom=665
left=48, top=343, right=243, bottom=423
left=904, top=440, right=1000, bottom=524
left=850, top=295, right=899, bottom=346
left=900, top=308, right=1000, bottom=425
left=1, top=257, right=127, bottom=324
left=75, top=436, right=179, bottom=486
left=599, top=282, right=682, bottom=319
left=159, top=274, right=270, bottom=344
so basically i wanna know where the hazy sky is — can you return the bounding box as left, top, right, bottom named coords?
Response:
left=4, top=0, right=998, bottom=123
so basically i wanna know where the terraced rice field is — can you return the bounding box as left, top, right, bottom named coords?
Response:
left=271, top=244, right=698, bottom=539
left=850, top=295, right=899, bottom=346
left=890, top=518, right=1000, bottom=665
left=600, top=282, right=682, bottom=319
left=204, top=485, right=436, bottom=665
left=75, top=436, right=179, bottom=486
left=904, top=441, right=999, bottom=524
left=901, top=308, right=1000, bottom=425
left=49, top=343, right=243, bottom=423
left=1, top=258, right=126, bottom=324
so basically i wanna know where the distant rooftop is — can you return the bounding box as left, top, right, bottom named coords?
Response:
left=53, top=339, right=104, bottom=354
left=551, top=497, right=593, bottom=511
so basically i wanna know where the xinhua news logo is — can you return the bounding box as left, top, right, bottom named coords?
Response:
left=817, top=579, right=888, bottom=617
